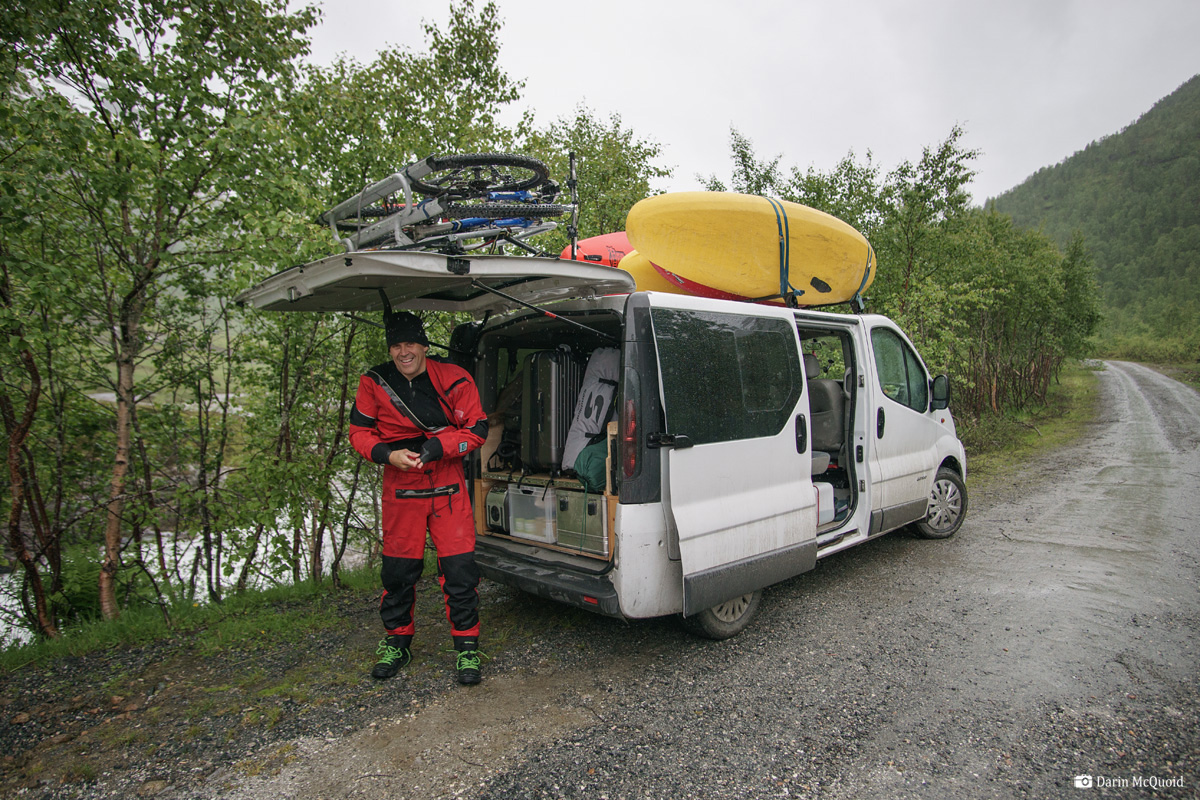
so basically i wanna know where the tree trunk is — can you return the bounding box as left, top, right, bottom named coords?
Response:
left=331, top=458, right=365, bottom=589
left=309, top=509, right=325, bottom=585
left=100, top=354, right=136, bottom=620
left=2, top=351, right=59, bottom=638
left=1, top=257, right=60, bottom=638
left=100, top=285, right=146, bottom=620
left=236, top=523, right=265, bottom=593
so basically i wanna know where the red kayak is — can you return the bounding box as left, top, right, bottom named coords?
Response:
left=559, top=231, right=632, bottom=267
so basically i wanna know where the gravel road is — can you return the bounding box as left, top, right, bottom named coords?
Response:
left=207, top=361, right=1197, bottom=800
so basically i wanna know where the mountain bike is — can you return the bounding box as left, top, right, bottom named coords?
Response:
left=321, top=154, right=573, bottom=254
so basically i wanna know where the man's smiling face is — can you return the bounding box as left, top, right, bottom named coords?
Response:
left=390, top=341, right=428, bottom=379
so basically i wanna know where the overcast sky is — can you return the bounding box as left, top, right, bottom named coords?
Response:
left=302, top=0, right=1200, bottom=204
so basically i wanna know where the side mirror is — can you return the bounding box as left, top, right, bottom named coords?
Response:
left=930, top=375, right=951, bottom=410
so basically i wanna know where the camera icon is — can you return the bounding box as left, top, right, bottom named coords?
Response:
left=1074, top=775, right=1094, bottom=789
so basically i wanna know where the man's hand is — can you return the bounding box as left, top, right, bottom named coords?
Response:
left=388, top=449, right=423, bottom=471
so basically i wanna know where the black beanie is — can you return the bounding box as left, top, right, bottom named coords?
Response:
left=385, top=311, right=429, bottom=347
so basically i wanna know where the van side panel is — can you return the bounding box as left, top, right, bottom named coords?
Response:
left=611, top=502, right=683, bottom=618
left=684, top=540, right=817, bottom=613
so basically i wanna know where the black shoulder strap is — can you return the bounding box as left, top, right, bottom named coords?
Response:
left=365, top=363, right=446, bottom=435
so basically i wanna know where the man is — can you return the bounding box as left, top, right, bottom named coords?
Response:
left=348, top=310, right=489, bottom=685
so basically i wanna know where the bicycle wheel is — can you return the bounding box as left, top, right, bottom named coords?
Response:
left=443, top=203, right=571, bottom=220
left=409, top=154, right=550, bottom=197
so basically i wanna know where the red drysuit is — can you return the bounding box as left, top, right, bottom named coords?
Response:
left=349, top=357, right=488, bottom=643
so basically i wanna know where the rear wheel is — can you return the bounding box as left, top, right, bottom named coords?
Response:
left=409, top=154, right=550, bottom=197
left=680, top=590, right=762, bottom=640
left=913, top=467, right=967, bottom=539
left=443, top=203, right=570, bottom=220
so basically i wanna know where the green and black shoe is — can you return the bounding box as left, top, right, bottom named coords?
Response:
left=455, top=649, right=483, bottom=685
left=371, top=638, right=412, bottom=680
left=451, top=638, right=486, bottom=686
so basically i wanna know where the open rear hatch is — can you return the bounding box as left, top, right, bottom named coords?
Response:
left=235, top=250, right=635, bottom=316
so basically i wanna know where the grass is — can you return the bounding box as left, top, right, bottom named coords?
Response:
left=0, top=563, right=380, bottom=672
left=62, top=762, right=98, bottom=783
left=956, top=361, right=1101, bottom=493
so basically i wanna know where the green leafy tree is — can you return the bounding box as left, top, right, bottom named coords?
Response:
left=3, top=0, right=318, bottom=621
left=290, top=0, right=524, bottom=211
left=1, top=62, right=114, bottom=638
left=786, top=150, right=888, bottom=240
left=706, top=127, right=1099, bottom=419
left=872, top=125, right=980, bottom=314
left=224, top=0, right=532, bottom=592
left=701, top=128, right=784, bottom=197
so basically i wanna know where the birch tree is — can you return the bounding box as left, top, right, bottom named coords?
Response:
left=5, top=0, right=317, bottom=619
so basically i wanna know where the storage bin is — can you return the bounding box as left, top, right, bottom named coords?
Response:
left=507, top=485, right=556, bottom=543
left=556, top=489, right=608, bottom=556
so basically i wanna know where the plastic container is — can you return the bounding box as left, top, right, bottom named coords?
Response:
left=507, top=485, right=556, bottom=543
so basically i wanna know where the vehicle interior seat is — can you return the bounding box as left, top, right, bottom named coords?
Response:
left=805, top=354, right=845, bottom=461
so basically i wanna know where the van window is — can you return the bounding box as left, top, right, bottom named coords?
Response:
left=870, top=327, right=929, bottom=412
left=652, top=309, right=802, bottom=445
left=801, top=331, right=850, bottom=381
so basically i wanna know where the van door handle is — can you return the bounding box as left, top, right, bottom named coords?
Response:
left=648, top=432, right=693, bottom=449
left=795, top=414, right=808, bottom=454
left=877, top=407, right=886, bottom=438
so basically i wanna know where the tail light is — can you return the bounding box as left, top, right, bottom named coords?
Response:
left=621, top=396, right=638, bottom=478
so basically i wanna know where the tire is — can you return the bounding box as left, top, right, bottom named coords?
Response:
left=333, top=202, right=569, bottom=229
left=443, top=203, right=571, bottom=220
left=408, top=154, right=550, bottom=197
left=913, top=467, right=967, bottom=539
left=680, top=590, right=762, bottom=640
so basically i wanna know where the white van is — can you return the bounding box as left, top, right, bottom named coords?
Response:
left=238, top=250, right=967, bottom=638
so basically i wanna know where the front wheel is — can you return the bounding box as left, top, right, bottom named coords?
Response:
left=408, top=154, right=550, bottom=197
left=443, top=202, right=571, bottom=220
left=913, top=467, right=967, bottom=539
left=680, top=590, right=762, bottom=640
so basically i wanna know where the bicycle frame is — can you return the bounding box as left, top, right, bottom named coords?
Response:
left=321, top=154, right=567, bottom=254
left=403, top=221, right=559, bottom=254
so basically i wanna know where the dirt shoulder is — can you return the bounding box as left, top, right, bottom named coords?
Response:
left=0, top=575, right=621, bottom=799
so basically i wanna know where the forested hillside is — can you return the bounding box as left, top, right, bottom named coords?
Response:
left=990, top=75, right=1200, bottom=359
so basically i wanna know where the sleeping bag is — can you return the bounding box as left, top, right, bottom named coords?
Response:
left=562, top=347, right=619, bottom=470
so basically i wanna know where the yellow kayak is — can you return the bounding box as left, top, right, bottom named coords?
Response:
left=615, top=250, right=694, bottom=295
left=626, top=192, right=875, bottom=306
